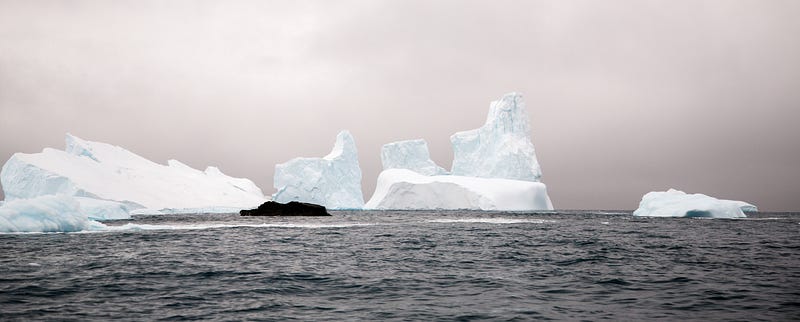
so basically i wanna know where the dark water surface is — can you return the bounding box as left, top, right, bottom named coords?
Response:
left=1, top=211, right=799, bottom=321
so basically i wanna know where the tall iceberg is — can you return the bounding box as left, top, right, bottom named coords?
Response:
left=272, top=130, right=364, bottom=209
left=450, top=92, right=542, bottom=182
left=381, top=139, right=447, bottom=176
left=633, top=189, right=756, bottom=218
left=1, top=134, right=267, bottom=212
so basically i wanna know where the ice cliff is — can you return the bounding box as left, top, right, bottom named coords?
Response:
left=272, top=130, right=364, bottom=209
left=450, top=92, right=542, bottom=182
left=633, top=189, right=757, bottom=218
left=381, top=139, right=447, bottom=176
left=0, top=134, right=267, bottom=214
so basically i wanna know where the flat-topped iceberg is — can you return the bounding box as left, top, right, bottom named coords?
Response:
left=450, top=92, right=542, bottom=182
left=0, top=195, right=106, bottom=233
left=381, top=139, right=447, bottom=176
left=365, top=169, right=553, bottom=211
left=1, top=134, right=267, bottom=214
left=273, top=130, right=364, bottom=209
left=633, top=189, right=757, bottom=218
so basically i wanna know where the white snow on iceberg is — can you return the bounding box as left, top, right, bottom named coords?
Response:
left=273, top=130, right=364, bottom=209
left=1, top=134, right=267, bottom=211
left=381, top=139, right=447, bottom=176
left=633, top=189, right=756, bottom=218
left=364, top=169, right=553, bottom=211
left=0, top=195, right=106, bottom=233
left=450, top=92, right=542, bottom=182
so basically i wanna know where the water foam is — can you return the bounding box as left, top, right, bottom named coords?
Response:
left=427, top=218, right=554, bottom=224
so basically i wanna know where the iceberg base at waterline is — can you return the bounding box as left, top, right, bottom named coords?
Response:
left=633, top=189, right=757, bottom=218
left=364, top=169, right=554, bottom=211
left=0, top=195, right=108, bottom=233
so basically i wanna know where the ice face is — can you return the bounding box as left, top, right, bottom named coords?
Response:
left=0, top=195, right=106, bottom=233
left=381, top=139, right=447, bottom=176
left=273, top=130, right=364, bottom=209
left=633, top=189, right=755, bottom=218
left=450, top=93, right=542, bottom=182
left=0, top=134, right=267, bottom=210
left=76, top=197, right=132, bottom=221
left=364, top=169, right=553, bottom=211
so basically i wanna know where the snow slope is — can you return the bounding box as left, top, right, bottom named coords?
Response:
left=1, top=134, right=267, bottom=211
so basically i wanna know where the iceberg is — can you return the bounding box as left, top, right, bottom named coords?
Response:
left=381, top=139, right=447, bottom=176
left=1, top=134, right=267, bottom=212
left=633, top=189, right=756, bottom=218
left=450, top=92, right=542, bottom=182
left=365, top=92, right=553, bottom=211
left=273, top=130, right=364, bottom=209
left=0, top=195, right=106, bottom=233
left=365, top=169, right=553, bottom=211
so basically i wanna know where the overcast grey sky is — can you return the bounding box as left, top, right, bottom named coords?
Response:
left=1, top=0, right=799, bottom=210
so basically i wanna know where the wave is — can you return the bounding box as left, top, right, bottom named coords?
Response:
left=81, top=222, right=377, bottom=233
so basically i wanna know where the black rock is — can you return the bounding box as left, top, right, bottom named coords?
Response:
left=240, top=201, right=331, bottom=216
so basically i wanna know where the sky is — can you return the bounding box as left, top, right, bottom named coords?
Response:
left=1, top=0, right=799, bottom=211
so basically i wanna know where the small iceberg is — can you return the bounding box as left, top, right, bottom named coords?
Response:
left=633, top=189, right=757, bottom=218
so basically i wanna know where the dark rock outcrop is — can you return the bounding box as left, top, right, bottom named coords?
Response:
left=240, top=201, right=331, bottom=216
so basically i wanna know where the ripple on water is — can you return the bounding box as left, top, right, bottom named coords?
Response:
left=0, top=211, right=798, bottom=321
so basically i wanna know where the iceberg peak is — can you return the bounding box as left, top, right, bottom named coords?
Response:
left=450, top=92, right=542, bottom=182
left=484, top=92, right=531, bottom=140
left=323, top=130, right=357, bottom=161
left=65, top=133, right=99, bottom=162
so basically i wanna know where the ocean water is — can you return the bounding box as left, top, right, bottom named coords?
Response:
left=1, top=211, right=799, bottom=321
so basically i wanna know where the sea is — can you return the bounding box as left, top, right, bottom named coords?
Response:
left=1, top=210, right=798, bottom=321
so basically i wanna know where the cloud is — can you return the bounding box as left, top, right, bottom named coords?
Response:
left=1, top=0, right=799, bottom=210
